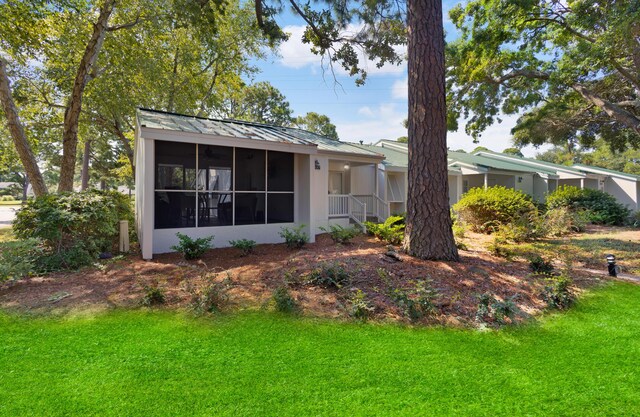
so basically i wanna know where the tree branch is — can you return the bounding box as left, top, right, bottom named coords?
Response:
left=572, top=84, right=640, bottom=134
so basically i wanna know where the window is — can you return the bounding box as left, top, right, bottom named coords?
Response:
left=154, top=140, right=295, bottom=229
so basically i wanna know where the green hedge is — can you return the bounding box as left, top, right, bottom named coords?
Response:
left=452, top=186, right=537, bottom=233
left=546, top=186, right=629, bottom=226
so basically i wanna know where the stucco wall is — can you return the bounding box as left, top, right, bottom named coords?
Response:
left=604, top=177, right=639, bottom=211
left=532, top=176, right=549, bottom=202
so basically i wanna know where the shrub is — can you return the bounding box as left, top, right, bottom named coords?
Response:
left=171, top=233, right=213, bottom=260
left=279, top=225, right=308, bottom=249
left=628, top=211, right=640, bottom=228
left=475, top=293, right=518, bottom=325
left=348, top=289, right=374, bottom=321
left=272, top=286, right=299, bottom=313
left=452, top=186, right=537, bottom=233
left=12, top=190, right=134, bottom=271
left=141, top=284, right=166, bottom=306
left=186, top=274, right=229, bottom=314
left=308, top=261, right=351, bottom=289
left=540, top=275, right=574, bottom=309
left=546, top=185, right=629, bottom=225
left=0, top=238, right=45, bottom=282
left=541, top=206, right=588, bottom=236
left=529, top=255, right=554, bottom=275
left=388, top=280, right=438, bottom=321
left=487, top=236, right=514, bottom=259
left=495, top=213, right=542, bottom=242
left=320, top=224, right=360, bottom=244
left=229, top=239, right=256, bottom=256
left=365, top=215, right=404, bottom=245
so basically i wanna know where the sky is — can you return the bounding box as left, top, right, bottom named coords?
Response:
left=248, top=2, right=549, bottom=158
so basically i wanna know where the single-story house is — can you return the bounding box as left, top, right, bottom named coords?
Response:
left=134, top=109, right=387, bottom=259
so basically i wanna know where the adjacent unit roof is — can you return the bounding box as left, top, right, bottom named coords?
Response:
left=137, top=108, right=382, bottom=158
left=354, top=144, right=407, bottom=168
left=475, top=150, right=587, bottom=176
left=448, top=151, right=557, bottom=175
left=572, top=164, right=640, bottom=181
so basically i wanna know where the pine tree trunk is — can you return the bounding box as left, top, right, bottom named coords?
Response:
left=81, top=139, right=91, bottom=191
left=0, top=57, right=48, bottom=197
left=403, top=0, right=459, bottom=261
left=58, top=0, right=115, bottom=192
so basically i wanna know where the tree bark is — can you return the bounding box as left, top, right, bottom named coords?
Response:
left=403, top=0, right=459, bottom=261
left=572, top=84, right=640, bottom=136
left=58, top=0, right=115, bottom=192
left=81, top=139, right=91, bottom=190
left=0, top=57, right=48, bottom=197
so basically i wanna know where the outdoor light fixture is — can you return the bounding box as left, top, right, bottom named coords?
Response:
left=606, top=254, right=617, bottom=277
left=517, top=176, right=523, bottom=183
left=314, top=160, right=321, bottom=170
left=344, top=163, right=350, bottom=170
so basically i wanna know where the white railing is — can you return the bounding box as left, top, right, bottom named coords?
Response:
left=328, top=194, right=349, bottom=217
left=354, top=194, right=390, bottom=222
left=349, top=194, right=367, bottom=231
left=353, top=194, right=374, bottom=216
left=373, top=194, right=390, bottom=221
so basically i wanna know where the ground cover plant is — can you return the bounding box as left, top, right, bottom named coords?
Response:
left=319, top=224, right=360, bottom=244
left=172, top=233, right=214, bottom=260
left=0, top=282, right=639, bottom=416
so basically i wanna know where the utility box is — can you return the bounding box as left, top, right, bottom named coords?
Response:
left=119, top=220, right=130, bottom=253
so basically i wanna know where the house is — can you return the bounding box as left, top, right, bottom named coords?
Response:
left=134, top=109, right=387, bottom=260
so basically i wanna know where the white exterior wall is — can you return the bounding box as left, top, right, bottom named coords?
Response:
left=584, top=178, right=599, bottom=190
left=532, top=175, right=549, bottom=202
left=604, top=177, right=639, bottom=211
left=559, top=178, right=582, bottom=188
left=514, top=173, right=534, bottom=196
left=350, top=164, right=375, bottom=195
left=448, top=174, right=459, bottom=206
left=310, top=155, right=330, bottom=236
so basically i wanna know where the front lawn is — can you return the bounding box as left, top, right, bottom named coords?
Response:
left=1, top=282, right=639, bottom=416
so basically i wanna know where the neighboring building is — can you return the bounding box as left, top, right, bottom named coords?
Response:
left=134, top=109, right=385, bottom=259
left=572, top=165, right=640, bottom=212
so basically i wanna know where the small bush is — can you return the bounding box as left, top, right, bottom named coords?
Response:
left=546, top=185, right=629, bottom=226
left=229, top=239, right=256, bottom=256
left=308, top=261, right=351, bottom=289
left=320, top=224, right=360, bottom=244
left=453, top=186, right=537, bottom=233
left=171, top=233, right=213, bottom=260
left=628, top=211, right=640, bottom=228
left=279, top=225, right=308, bottom=249
left=475, top=293, right=518, bottom=325
left=365, top=215, right=404, bottom=245
left=388, top=280, right=438, bottom=321
left=529, top=255, right=554, bottom=275
left=0, top=238, right=45, bottom=281
left=487, top=236, right=514, bottom=259
left=272, top=286, right=299, bottom=313
left=12, top=190, right=134, bottom=271
left=349, top=289, right=374, bottom=321
left=186, top=274, right=229, bottom=314
left=541, top=206, right=588, bottom=236
left=141, top=284, right=166, bottom=306
left=540, top=275, right=574, bottom=309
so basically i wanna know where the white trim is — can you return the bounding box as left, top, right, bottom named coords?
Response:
left=573, top=165, right=640, bottom=182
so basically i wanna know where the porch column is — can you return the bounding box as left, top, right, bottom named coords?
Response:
left=141, top=138, right=154, bottom=260
left=484, top=173, right=489, bottom=189
left=456, top=175, right=463, bottom=202
left=580, top=178, right=585, bottom=189
left=374, top=163, right=379, bottom=197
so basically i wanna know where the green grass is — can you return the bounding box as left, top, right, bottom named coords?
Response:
left=0, top=228, right=14, bottom=242
left=1, top=282, right=639, bottom=416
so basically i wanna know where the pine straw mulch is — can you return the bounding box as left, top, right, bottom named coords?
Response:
left=0, top=229, right=614, bottom=326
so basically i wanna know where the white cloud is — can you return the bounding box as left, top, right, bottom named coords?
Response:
left=391, top=77, right=407, bottom=99
left=277, top=25, right=407, bottom=77
left=357, top=106, right=375, bottom=117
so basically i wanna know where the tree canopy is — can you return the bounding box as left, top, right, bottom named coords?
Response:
left=293, top=112, right=339, bottom=139
left=447, top=0, right=640, bottom=152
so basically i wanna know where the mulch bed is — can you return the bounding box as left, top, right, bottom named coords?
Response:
left=0, top=233, right=606, bottom=326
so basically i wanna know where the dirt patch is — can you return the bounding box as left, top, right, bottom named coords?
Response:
left=0, top=232, right=611, bottom=326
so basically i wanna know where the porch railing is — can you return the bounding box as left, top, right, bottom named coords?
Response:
left=327, top=194, right=367, bottom=232
left=328, top=194, right=350, bottom=217
left=353, top=194, right=390, bottom=222
left=349, top=194, right=367, bottom=231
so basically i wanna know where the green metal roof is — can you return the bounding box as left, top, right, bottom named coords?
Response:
left=573, top=164, right=640, bottom=181
left=448, top=151, right=556, bottom=175
left=354, top=144, right=407, bottom=168
left=137, top=108, right=381, bottom=158
left=476, top=150, right=585, bottom=175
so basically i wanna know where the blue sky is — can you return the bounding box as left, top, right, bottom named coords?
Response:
left=249, top=2, right=547, bottom=157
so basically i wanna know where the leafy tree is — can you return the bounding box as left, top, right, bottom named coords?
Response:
left=447, top=0, right=640, bottom=151
left=396, top=136, right=408, bottom=143
left=254, top=0, right=457, bottom=260
left=503, top=148, right=524, bottom=157
left=293, top=112, right=339, bottom=140
left=472, top=146, right=490, bottom=153
left=214, top=81, right=293, bottom=126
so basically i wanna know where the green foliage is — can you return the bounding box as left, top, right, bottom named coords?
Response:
left=320, top=224, right=360, bottom=244
left=365, top=215, right=405, bottom=245
left=541, top=206, right=588, bottom=236
left=217, top=81, right=293, bottom=126
left=348, top=289, right=374, bottom=321
left=308, top=261, right=351, bottom=289
left=0, top=238, right=44, bottom=282
left=487, top=236, right=514, bottom=260
left=546, top=186, right=630, bottom=226
left=272, top=286, right=299, bottom=314
left=541, top=275, right=575, bottom=310
left=388, top=280, right=438, bottom=322
left=453, top=187, right=537, bottom=234
left=186, top=274, right=230, bottom=314
left=475, top=293, right=518, bottom=325
left=293, top=112, right=339, bottom=140
left=229, top=239, right=256, bottom=256
left=12, top=191, right=133, bottom=271
left=279, top=225, right=308, bottom=249
left=529, top=255, right=554, bottom=275
left=171, top=233, right=214, bottom=260
left=141, top=284, right=166, bottom=307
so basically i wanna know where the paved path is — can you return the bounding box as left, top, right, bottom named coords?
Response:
left=578, top=267, right=640, bottom=285
left=0, top=205, right=19, bottom=228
